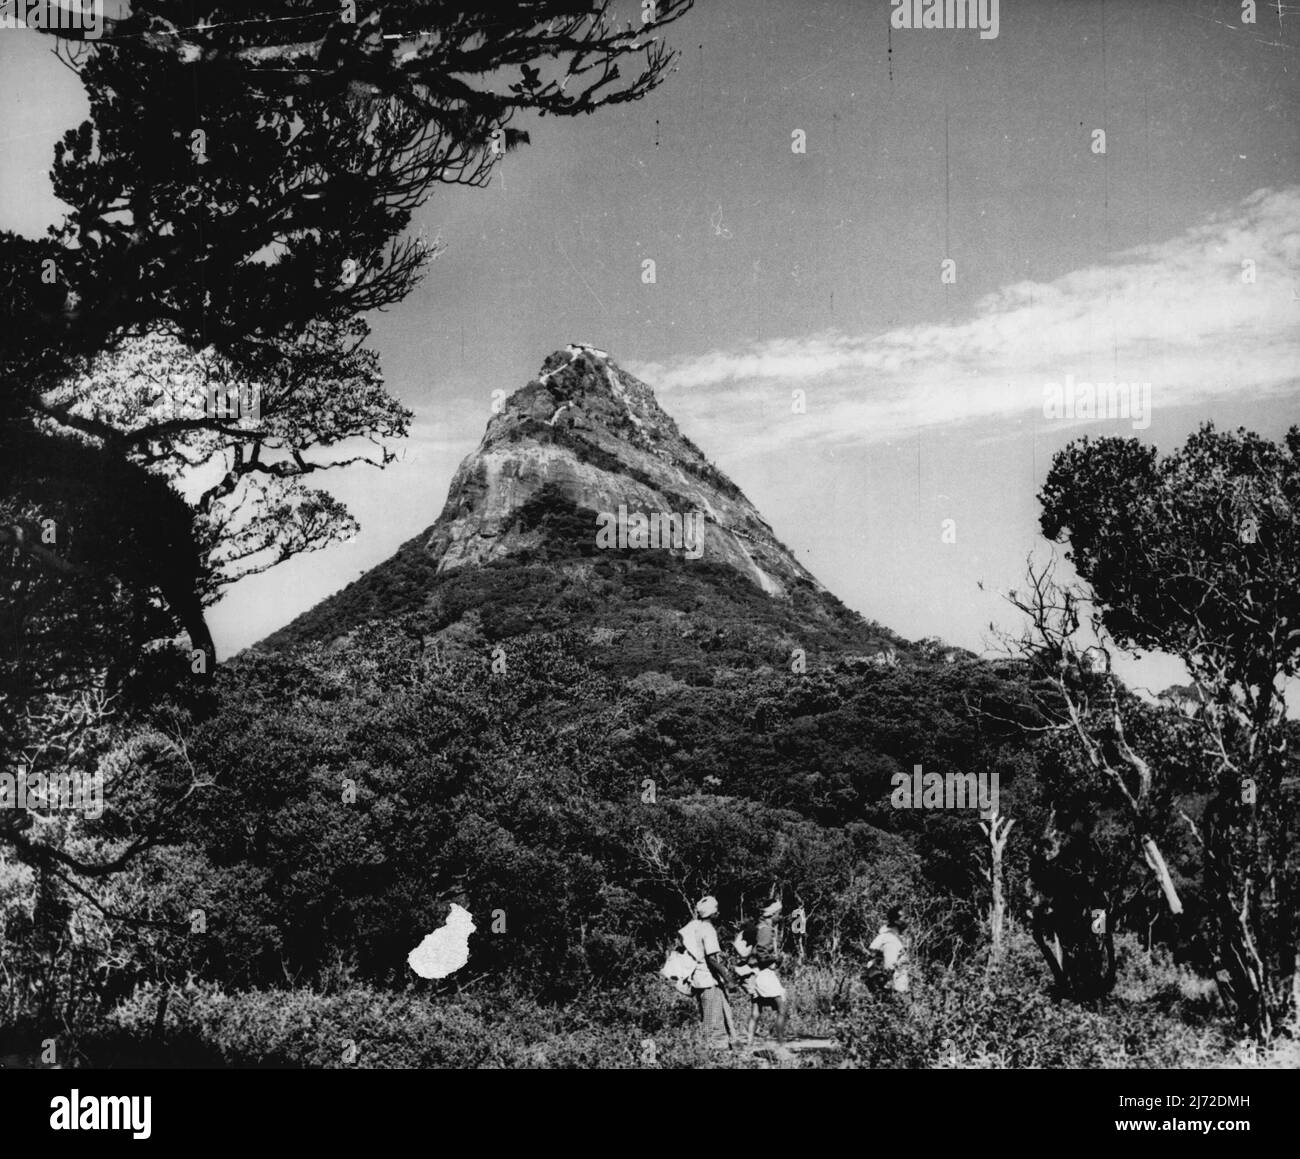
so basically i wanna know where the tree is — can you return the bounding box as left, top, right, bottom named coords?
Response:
left=1, top=1, right=694, bottom=918
left=8, top=1, right=693, bottom=381
left=978, top=807, right=1014, bottom=961
left=1025, top=424, right=1300, bottom=1037
left=41, top=317, right=410, bottom=588
left=4, top=0, right=693, bottom=639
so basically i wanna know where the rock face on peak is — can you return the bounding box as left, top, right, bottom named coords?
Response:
left=425, top=344, right=821, bottom=598
left=259, top=346, right=904, bottom=668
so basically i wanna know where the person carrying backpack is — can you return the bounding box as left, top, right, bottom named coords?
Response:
left=676, top=896, right=739, bottom=1050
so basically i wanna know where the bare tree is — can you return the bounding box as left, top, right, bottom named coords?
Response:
left=999, top=560, right=1184, bottom=918
left=978, top=807, right=1015, bottom=961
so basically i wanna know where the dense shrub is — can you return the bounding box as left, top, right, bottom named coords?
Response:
left=87, top=944, right=1246, bottom=1070
left=103, top=980, right=753, bottom=1069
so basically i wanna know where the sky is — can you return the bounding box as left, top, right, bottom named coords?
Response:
left=2, top=0, right=1298, bottom=689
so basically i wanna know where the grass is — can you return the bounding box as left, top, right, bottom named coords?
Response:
left=5, top=925, right=1291, bottom=1070
left=6, top=933, right=1287, bottom=1070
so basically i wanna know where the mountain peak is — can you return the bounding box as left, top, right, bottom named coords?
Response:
left=430, top=346, right=819, bottom=595
left=487, top=344, right=672, bottom=456
left=260, top=346, right=905, bottom=663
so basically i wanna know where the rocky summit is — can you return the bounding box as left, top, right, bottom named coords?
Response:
left=259, top=345, right=903, bottom=668
left=427, top=344, right=821, bottom=597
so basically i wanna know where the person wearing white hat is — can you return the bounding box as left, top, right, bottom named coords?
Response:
left=677, top=895, right=738, bottom=1050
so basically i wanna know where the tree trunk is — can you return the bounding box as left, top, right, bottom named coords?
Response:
left=980, top=811, right=1015, bottom=962
left=1140, top=835, right=1183, bottom=915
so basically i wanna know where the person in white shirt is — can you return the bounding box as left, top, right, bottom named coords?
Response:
left=867, top=906, right=910, bottom=994
left=677, top=896, right=738, bottom=1049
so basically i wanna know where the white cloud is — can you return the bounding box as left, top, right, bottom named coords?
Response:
left=625, top=187, right=1300, bottom=454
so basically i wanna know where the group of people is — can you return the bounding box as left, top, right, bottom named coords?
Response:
left=671, top=896, right=909, bottom=1050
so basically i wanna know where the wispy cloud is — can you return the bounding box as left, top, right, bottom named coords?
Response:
left=626, top=187, right=1300, bottom=455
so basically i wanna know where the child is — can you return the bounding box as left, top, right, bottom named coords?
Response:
left=866, top=905, right=910, bottom=994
